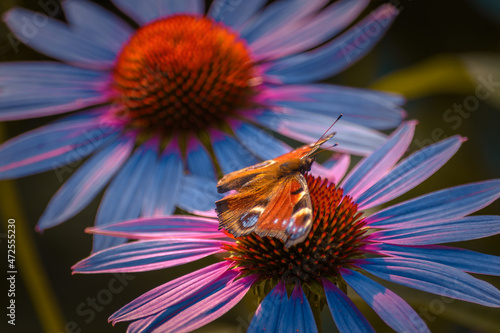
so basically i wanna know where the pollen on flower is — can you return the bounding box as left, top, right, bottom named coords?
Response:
left=112, top=15, right=257, bottom=135
left=223, top=175, right=369, bottom=285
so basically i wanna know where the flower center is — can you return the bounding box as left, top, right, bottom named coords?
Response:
left=112, top=15, right=257, bottom=135
left=224, top=175, right=368, bottom=285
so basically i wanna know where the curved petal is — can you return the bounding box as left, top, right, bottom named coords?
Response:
left=265, top=5, right=398, bottom=84
left=358, top=136, right=465, bottom=210
left=62, top=0, right=134, bottom=54
left=110, top=261, right=233, bottom=323
left=359, top=258, right=500, bottom=307
left=240, top=0, right=328, bottom=44
left=0, top=111, right=114, bottom=179
left=311, top=154, right=350, bottom=184
left=248, top=281, right=288, bottom=333
left=36, top=134, right=135, bottom=230
left=3, top=8, right=116, bottom=69
left=277, top=283, right=318, bottom=333
left=252, top=0, right=370, bottom=61
left=231, top=120, right=291, bottom=161
left=366, top=243, right=500, bottom=276
left=87, top=216, right=222, bottom=240
left=340, top=268, right=429, bottom=333
left=72, top=238, right=228, bottom=273
left=93, top=141, right=160, bottom=252
left=322, top=278, right=375, bottom=333
left=186, top=136, right=216, bottom=179
left=261, top=84, right=405, bottom=130
left=248, top=109, right=387, bottom=156
left=371, top=215, right=500, bottom=245
left=210, top=130, right=259, bottom=174
left=142, top=140, right=184, bottom=217
left=178, top=175, right=223, bottom=214
left=208, top=0, right=266, bottom=30
left=111, top=0, right=204, bottom=25
left=366, top=180, right=500, bottom=228
left=341, top=121, right=416, bottom=200
left=151, top=274, right=258, bottom=333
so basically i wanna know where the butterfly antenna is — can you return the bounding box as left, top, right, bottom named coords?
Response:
left=313, top=114, right=343, bottom=146
left=310, top=143, right=339, bottom=158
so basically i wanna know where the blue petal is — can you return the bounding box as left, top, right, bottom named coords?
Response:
left=278, top=283, right=318, bottom=333
left=248, top=282, right=288, bottom=333
left=264, top=84, right=405, bottom=130
left=208, top=0, right=266, bottom=30
left=111, top=0, right=204, bottom=25
left=265, top=5, right=398, bottom=84
left=372, top=215, right=500, bottom=245
left=322, top=278, right=375, bottom=333
left=93, top=141, right=159, bottom=252
left=341, top=121, right=415, bottom=200
left=186, top=136, right=216, bottom=179
left=3, top=8, right=116, bottom=69
left=370, top=243, right=500, bottom=276
left=211, top=131, right=259, bottom=174
left=251, top=0, right=370, bottom=60
left=178, top=175, right=222, bottom=214
left=73, top=238, right=227, bottom=273
left=359, top=258, right=500, bottom=307
left=0, top=111, right=114, bottom=179
left=241, top=0, right=327, bottom=44
left=62, top=0, right=134, bottom=55
left=358, top=136, right=464, bottom=210
left=142, top=141, right=183, bottom=217
left=367, top=180, right=500, bottom=228
left=37, top=134, right=135, bottom=230
left=340, top=268, right=429, bottom=333
left=232, top=121, right=290, bottom=160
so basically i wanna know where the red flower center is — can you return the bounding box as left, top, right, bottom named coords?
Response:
left=224, top=175, right=369, bottom=285
left=112, top=15, right=257, bottom=135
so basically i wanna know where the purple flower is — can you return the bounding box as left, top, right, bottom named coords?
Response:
left=0, top=0, right=404, bottom=252
left=73, top=121, right=500, bottom=332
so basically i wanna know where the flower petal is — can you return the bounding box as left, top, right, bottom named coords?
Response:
left=340, top=268, right=429, bottom=333
left=310, top=154, right=351, bottom=184
left=359, top=258, right=500, bottom=307
left=262, top=84, right=405, bottom=130
left=265, top=5, right=398, bottom=84
left=248, top=281, right=288, bottom=333
left=251, top=0, right=370, bottom=61
left=62, top=0, right=134, bottom=54
left=72, top=238, right=228, bottom=273
left=154, top=274, right=258, bottom=333
left=210, top=130, right=259, bottom=174
left=358, top=136, right=465, bottom=210
left=0, top=111, right=114, bottom=179
left=322, top=278, right=375, bottom=333
left=341, top=121, right=416, bottom=200
left=110, top=261, right=232, bottom=323
left=366, top=180, right=500, bottom=228
left=186, top=136, right=216, bottom=179
left=142, top=140, right=183, bottom=217
left=366, top=243, right=500, bottom=276
left=86, top=216, right=222, bottom=240
left=178, top=175, right=223, bottom=214
left=277, top=283, right=318, bottom=333
left=36, top=134, right=135, bottom=230
left=111, top=0, right=204, bottom=25
left=371, top=215, right=500, bottom=245
left=3, top=8, right=115, bottom=69
left=208, top=0, right=266, bottom=30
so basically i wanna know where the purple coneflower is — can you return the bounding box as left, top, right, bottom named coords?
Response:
left=73, top=121, right=500, bottom=332
left=0, top=0, right=403, bottom=251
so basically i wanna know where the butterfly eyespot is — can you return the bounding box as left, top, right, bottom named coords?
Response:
left=241, top=212, right=260, bottom=228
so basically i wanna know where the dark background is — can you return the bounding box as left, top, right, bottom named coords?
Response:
left=0, top=0, right=499, bottom=332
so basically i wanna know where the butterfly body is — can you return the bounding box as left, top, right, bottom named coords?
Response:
left=215, top=133, right=335, bottom=248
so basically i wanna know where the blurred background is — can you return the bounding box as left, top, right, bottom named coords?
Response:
left=1, top=0, right=499, bottom=332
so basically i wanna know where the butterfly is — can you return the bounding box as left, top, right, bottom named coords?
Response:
left=215, top=131, right=337, bottom=248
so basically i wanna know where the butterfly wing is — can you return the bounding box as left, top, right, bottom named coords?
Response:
left=216, top=173, right=313, bottom=248
left=217, top=159, right=277, bottom=193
